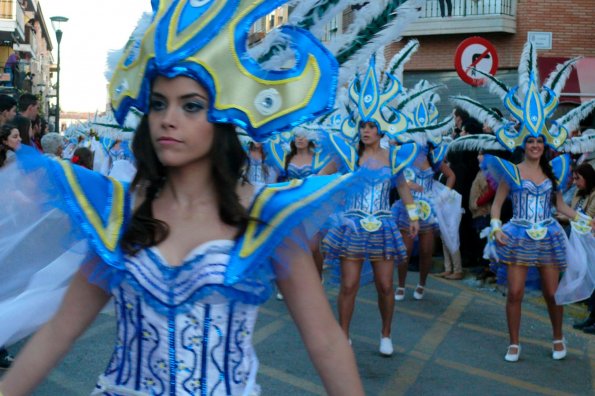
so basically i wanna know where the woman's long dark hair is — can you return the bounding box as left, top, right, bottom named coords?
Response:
left=121, top=116, right=250, bottom=255
left=284, top=139, right=315, bottom=171
left=356, top=121, right=379, bottom=167
left=574, top=163, right=595, bottom=196
left=13, top=115, right=31, bottom=146
left=537, top=149, right=558, bottom=206
left=0, top=123, right=16, bottom=167
left=247, top=141, right=269, bottom=179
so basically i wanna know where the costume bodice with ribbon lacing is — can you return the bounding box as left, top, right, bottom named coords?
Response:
left=94, top=240, right=266, bottom=396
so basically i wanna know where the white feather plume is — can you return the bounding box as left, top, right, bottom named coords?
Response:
left=446, top=134, right=507, bottom=153
left=332, top=0, right=423, bottom=87
left=550, top=99, right=595, bottom=140
left=449, top=95, right=507, bottom=132
left=383, top=39, right=419, bottom=83
left=542, top=57, right=581, bottom=101
left=105, top=12, right=152, bottom=81
left=559, top=129, right=595, bottom=154
left=517, top=41, right=538, bottom=100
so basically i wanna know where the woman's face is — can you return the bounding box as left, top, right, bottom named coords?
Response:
left=573, top=172, right=586, bottom=191
left=1, top=106, right=16, bottom=123
left=148, top=76, right=214, bottom=168
left=2, top=128, right=21, bottom=150
left=359, top=122, right=380, bottom=146
left=524, top=136, right=545, bottom=161
left=294, top=135, right=308, bottom=149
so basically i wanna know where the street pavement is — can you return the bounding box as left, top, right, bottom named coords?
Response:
left=4, top=270, right=595, bottom=395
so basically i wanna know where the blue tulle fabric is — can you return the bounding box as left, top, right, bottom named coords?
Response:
left=491, top=221, right=567, bottom=268
left=225, top=168, right=382, bottom=283
left=323, top=217, right=407, bottom=263
left=0, top=145, right=382, bottom=349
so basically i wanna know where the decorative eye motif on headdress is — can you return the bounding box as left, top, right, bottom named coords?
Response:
left=109, top=0, right=339, bottom=141
left=501, top=72, right=562, bottom=149
left=340, top=56, right=409, bottom=141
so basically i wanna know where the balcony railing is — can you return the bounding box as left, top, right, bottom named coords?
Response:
left=0, top=0, right=25, bottom=41
left=421, top=0, right=515, bottom=18
left=403, top=0, right=517, bottom=36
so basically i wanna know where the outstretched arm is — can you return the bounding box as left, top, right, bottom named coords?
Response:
left=276, top=238, right=364, bottom=396
left=0, top=269, right=110, bottom=396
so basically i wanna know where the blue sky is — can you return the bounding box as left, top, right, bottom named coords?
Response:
left=42, top=1, right=152, bottom=112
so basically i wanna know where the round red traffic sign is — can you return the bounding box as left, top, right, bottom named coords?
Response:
left=454, top=37, right=499, bottom=87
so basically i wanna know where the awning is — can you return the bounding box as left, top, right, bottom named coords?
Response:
left=538, top=57, right=595, bottom=104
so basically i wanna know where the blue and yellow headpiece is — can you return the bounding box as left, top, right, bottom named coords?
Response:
left=109, top=0, right=338, bottom=141
left=501, top=71, right=562, bottom=150
left=341, top=56, right=409, bottom=141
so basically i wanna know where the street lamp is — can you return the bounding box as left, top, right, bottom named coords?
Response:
left=50, top=16, right=68, bottom=133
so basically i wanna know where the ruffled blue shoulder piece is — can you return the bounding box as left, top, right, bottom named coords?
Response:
left=550, top=154, right=571, bottom=188
left=481, top=154, right=522, bottom=190
left=430, top=142, right=448, bottom=170
left=312, top=150, right=331, bottom=174
left=262, top=137, right=287, bottom=175
left=225, top=172, right=371, bottom=284
left=325, top=133, right=358, bottom=173
left=16, top=145, right=130, bottom=268
left=390, top=142, right=418, bottom=176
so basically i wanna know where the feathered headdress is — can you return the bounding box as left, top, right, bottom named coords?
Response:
left=108, top=0, right=423, bottom=143
left=109, top=0, right=339, bottom=141
left=451, top=41, right=595, bottom=152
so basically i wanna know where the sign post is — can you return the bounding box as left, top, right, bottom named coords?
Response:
left=454, top=36, right=499, bottom=87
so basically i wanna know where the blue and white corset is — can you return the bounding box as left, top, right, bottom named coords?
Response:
left=110, top=148, right=133, bottom=162
left=404, top=166, right=436, bottom=222
left=94, top=241, right=269, bottom=396
left=286, top=163, right=313, bottom=180
left=246, top=157, right=275, bottom=184
left=509, top=179, right=555, bottom=240
left=344, top=173, right=392, bottom=232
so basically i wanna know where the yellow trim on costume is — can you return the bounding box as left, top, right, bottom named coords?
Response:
left=329, top=134, right=356, bottom=172
left=205, top=2, right=321, bottom=127
left=240, top=175, right=348, bottom=258
left=494, top=157, right=521, bottom=187
left=167, top=1, right=225, bottom=53
left=553, top=156, right=568, bottom=187
left=391, top=144, right=417, bottom=176
left=313, top=151, right=329, bottom=170
left=58, top=161, right=124, bottom=252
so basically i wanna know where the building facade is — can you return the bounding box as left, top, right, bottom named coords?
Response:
left=0, top=0, right=54, bottom=117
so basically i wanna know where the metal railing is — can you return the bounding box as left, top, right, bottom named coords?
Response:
left=421, top=0, right=515, bottom=18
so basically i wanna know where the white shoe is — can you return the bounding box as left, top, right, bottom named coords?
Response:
left=394, top=287, right=405, bottom=301
left=275, top=292, right=284, bottom=301
left=413, top=284, right=425, bottom=300
left=379, top=337, right=393, bottom=356
left=504, top=344, right=521, bottom=362
left=552, top=339, right=567, bottom=360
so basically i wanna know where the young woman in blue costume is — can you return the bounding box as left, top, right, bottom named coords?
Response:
left=450, top=41, right=595, bottom=363
left=390, top=81, right=460, bottom=301
left=245, top=141, right=277, bottom=184
left=321, top=55, right=420, bottom=357
left=282, top=128, right=329, bottom=278
left=0, top=2, right=367, bottom=395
